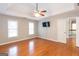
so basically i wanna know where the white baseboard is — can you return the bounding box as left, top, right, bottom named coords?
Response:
left=39, top=37, right=66, bottom=44
left=0, top=36, right=36, bottom=46
left=39, top=37, right=58, bottom=42
left=0, top=36, right=66, bottom=46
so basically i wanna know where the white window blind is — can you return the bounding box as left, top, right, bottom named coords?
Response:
left=29, top=22, right=34, bottom=35
left=8, top=20, right=18, bottom=37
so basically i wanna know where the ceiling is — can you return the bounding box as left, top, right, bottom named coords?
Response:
left=0, top=3, right=77, bottom=20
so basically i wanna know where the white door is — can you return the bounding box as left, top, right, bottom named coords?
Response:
left=57, top=19, right=67, bottom=43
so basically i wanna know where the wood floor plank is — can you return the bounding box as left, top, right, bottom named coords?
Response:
left=0, top=37, right=79, bottom=56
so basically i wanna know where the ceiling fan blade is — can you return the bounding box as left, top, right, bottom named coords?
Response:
left=40, top=13, right=45, bottom=16
left=41, top=10, right=47, bottom=12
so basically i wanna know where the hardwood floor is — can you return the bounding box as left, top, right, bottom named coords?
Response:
left=0, top=37, right=79, bottom=56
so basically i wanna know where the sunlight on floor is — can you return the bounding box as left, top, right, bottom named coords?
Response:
left=29, top=40, right=35, bottom=55
left=8, top=46, right=18, bottom=56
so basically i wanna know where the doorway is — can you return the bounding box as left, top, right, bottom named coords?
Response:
left=67, top=18, right=76, bottom=48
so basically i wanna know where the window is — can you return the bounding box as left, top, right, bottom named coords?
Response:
left=8, top=20, right=18, bottom=38
left=29, top=22, right=34, bottom=35
left=71, top=21, right=76, bottom=36
left=72, top=23, right=76, bottom=30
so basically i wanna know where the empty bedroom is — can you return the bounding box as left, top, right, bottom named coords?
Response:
left=0, top=3, right=79, bottom=56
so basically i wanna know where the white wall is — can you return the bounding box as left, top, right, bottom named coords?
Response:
left=38, top=17, right=68, bottom=43
left=38, top=18, right=56, bottom=41
left=57, top=18, right=67, bottom=43
left=76, top=17, right=79, bottom=47
left=38, top=18, right=58, bottom=42
left=0, top=14, right=38, bottom=44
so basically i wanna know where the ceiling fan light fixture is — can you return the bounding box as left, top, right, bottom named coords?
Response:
left=33, top=3, right=47, bottom=17
left=34, top=12, right=41, bottom=17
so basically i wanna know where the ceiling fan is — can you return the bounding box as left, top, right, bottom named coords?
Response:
left=33, top=3, right=47, bottom=17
